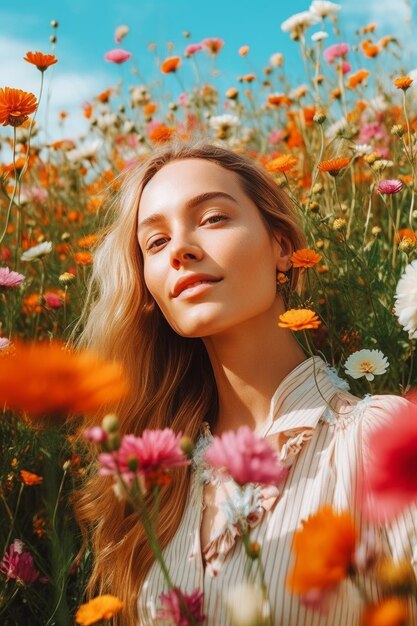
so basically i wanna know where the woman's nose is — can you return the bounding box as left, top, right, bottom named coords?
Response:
left=169, top=239, right=203, bottom=270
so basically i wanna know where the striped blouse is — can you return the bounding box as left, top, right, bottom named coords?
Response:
left=138, top=356, right=417, bottom=625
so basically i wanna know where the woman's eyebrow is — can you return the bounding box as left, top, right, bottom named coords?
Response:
left=138, top=191, right=238, bottom=231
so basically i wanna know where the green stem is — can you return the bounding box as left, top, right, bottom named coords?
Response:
left=3, top=482, right=24, bottom=554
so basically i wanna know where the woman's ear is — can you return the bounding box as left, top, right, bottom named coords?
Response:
left=273, top=232, right=293, bottom=273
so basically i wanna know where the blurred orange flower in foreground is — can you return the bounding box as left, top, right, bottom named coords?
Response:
left=75, top=595, right=123, bottom=625
left=278, top=309, right=321, bottom=331
left=24, top=51, right=58, bottom=72
left=291, top=248, right=322, bottom=269
left=20, top=470, right=43, bottom=485
left=0, top=342, right=129, bottom=418
left=287, top=506, right=357, bottom=595
left=0, top=87, right=38, bottom=127
left=361, top=598, right=409, bottom=626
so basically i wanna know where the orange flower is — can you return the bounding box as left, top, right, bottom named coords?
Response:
left=75, top=595, right=124, bottom=625
left=20, top=470, right=43, bottom=485
left=239, top=45, right=250, bottom=56
left=0, top=341, right=129, bottom=418
left=144, top=102, right=158, bottom=116
left=96, top=88, right=113, bottom=104
left=287, top=506, right=357, bottom=594
left=361, top=598, right=409, bottom=626
left=0, top=87, right=38, bottom=127
left=394, top=228, right=417, bottom=244
left=362, top=23, right=376, bottom=34
left=394, top=76, right=413, bottom=91
left=22, top=293, right=42, bottom=315
left=83, top=102, right=93, bottom=119
left=24, top=51, right=58, bottom=72
left=160, top=56, right=181, bottom=74
left=77, top=234, right=99, bottom=249
left=74, top=251, right=93, bottom=265
left=278, top=309, right=321, bottom=331
left=347, top=69, right=370, bottom=89
left=266, top=154, right=298, bottom=174
left=148, top=123, right=175, bottom=144
left=318, top=157, right=351, bottom=176
left=267, top=93, right=291, bottom=107
left=379, top=35, right=395, bottom=49
left=291, top=248, right=322, bottom=269
left=360, top=40, right=380, bottom=58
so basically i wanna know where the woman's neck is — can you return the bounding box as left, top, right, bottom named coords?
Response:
left=203, top=301, right=307, bottom=436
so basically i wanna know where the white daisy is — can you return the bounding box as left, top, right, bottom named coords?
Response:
left=209, top=114, right=240, bottom=131
left=21, top=241, right=53, bottom=262
left=311, top=30, right=329, bottom=42
left=344, top=349, right=389, bottom=381
left=394, top=260, right=417, bottom=338
left=309, top=1, right=341, bottom=18
left=281, top=11, right=320, bottom=34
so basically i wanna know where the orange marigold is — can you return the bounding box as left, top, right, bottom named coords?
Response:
left=318, top=157, right=351, bottom=176
left=267, top=93, right=291, bottom=107
left=24, top=51, right=58, bottom=72
left=266, top=154, right=297, bottom=174
left=77, top=234, right=99, bottom=249
left=287, top=506, right=357, bottom=594
left=0, top=341, right=129, bottom=418
left=278, top=309, right=321, bottom=331
left=0, top=87, right=38, bottom=127
left=96, top=88, right=113, bottom=104
left=75, top=595, right=124, bottom=626
left=360, top=40, right=380, bottom=58
left=74, top=251, right=93, bottom=266
left=160, top=55, right=181, bottom=74
left=291, top=248, right=322, bottom=269
left=393, top=76, right=413, bottom=91
left=20, top=470, right=43, bottom=485
left=361, top=598, right=409, bottom=626
left=148, top=123, right=175, bottom=144
left=347, top=69, right=370, bottom=89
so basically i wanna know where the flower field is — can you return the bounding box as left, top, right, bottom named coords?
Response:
left=2, top=1, right=417, bottom=624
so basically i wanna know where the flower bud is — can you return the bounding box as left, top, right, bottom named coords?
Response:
left=127, top=456, right=139, bottom=472
left=59, top=272, right=75, bottom=284
left=61, top=232, right=71, bottom=241
left=179, top=435, right=194, bottom=459
left=248, top=541, right=261, bottom=559
left=371, top=226, right=382, bottom=236
left=313, top=111, right=326, bottom=124
left=51, top=20, right=59, bottom=28
left=333, top=218, right=346, bottom=231
left=377, top=558, right=416, bottom=595
left=399, top=237, right=416, bottom=253
left=391, top=124, right=405, bottom=137
left=102, top=413, right=119, bottom=433
left=104, top=432, right=120, bottom=452
left=62, top=460, right=71, bottom=471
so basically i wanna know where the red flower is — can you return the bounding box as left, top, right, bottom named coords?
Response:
left=157, top=587, right=205, bottom=626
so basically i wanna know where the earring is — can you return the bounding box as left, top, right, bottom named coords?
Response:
left=276, top=267, right=292, bottom=286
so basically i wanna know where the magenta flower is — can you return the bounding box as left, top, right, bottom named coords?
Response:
left=0, top=266, right=25, bottom=288
left=340, top=61, right=352, bottom=74
left=99, top=428, right=189, bottom=487
left=204, top=426, right=288, bottom=486
left=84, top=426, right=108, bottom=444
left=157, top=587, right=205, bottom=626
left=377, top=179, right=404, bottom=195
left=0, top=540, right=40, bottom=585
left=44, top=291, right=64, bottom=308
left=323, top=42, right=350, bottom=64
left=104, top=48, right=132, bottom=64
left=362, top=393, right=417, bottom=520
left=184, top=43, right=203, bottom=58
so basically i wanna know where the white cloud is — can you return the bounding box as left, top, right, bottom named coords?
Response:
left=341, top=0, right=411, bottom=29
left=0, top=34, right=110, bottom=142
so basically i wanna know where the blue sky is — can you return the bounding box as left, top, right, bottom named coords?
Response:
left=0, top=0, right=415, bottom=141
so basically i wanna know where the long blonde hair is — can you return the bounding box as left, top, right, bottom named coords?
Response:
left=75, top=140, right=306, bottom=624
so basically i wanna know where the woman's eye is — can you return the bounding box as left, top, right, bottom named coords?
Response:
left=203, top=214, right=227, bottom=225
left=147, top=237, right=168, bottom=252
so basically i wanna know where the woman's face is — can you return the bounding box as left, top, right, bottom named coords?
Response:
left=137, top=158, right=291, bottom=337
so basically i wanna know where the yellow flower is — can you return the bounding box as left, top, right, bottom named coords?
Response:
left=393, top=76, right=413, bottom=91
left=75, top=595, right=123, bottom=625
left=290, top=248, right=322, bottom=269
left=278, top=309, right=321, bottom=331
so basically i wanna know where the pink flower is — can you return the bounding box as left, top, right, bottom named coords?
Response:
left=0, top=266, right=25, bottom=288
left=104, top=48, right=132, bottom=64
left=377, top=179, right=404, bottom=194
left=323, top=42, right=350, bottom=64
left=157, top=587, right=205, bottom=626
left=1, top=247, right=11, bottom=262
left=0, top=337, right=10, bottom=351
left=362, top=394, right=417, bottom=520
left=99, top=429, right=189, bottom=488
left=84, top=426, right=108, bottom=444
left=184, top=43, right=203, bottom=58
left=340, top=61, right=352, bottom=74
left=44, top=291, right=64, bottom=308
left=204, top=426, right=288, bottom=486
left=0, top=539, right=40, bottom=585
left=268, top=130, right=286, bottom=145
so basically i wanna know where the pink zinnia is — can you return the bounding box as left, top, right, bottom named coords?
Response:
left=0, top=539, right=40, bottom=585
left=184, top=43, right=203, bottom=58
left=362, top=393, right=417, bottom=520
left=377, top=179, right=404, bottom=195
left=99, top=428, right=189, bottom=485
left=157, top=587, right=205, bottom=626
left=204, top=425, right=288, bottom=486
left=0, top=266, right=25, bottom=288
left=323, top=42, right=350, bottom=64
left=104, top=48, right=132, bottom=64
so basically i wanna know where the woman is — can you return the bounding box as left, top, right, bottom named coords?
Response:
left=77, top=141, right=416, bottom=625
